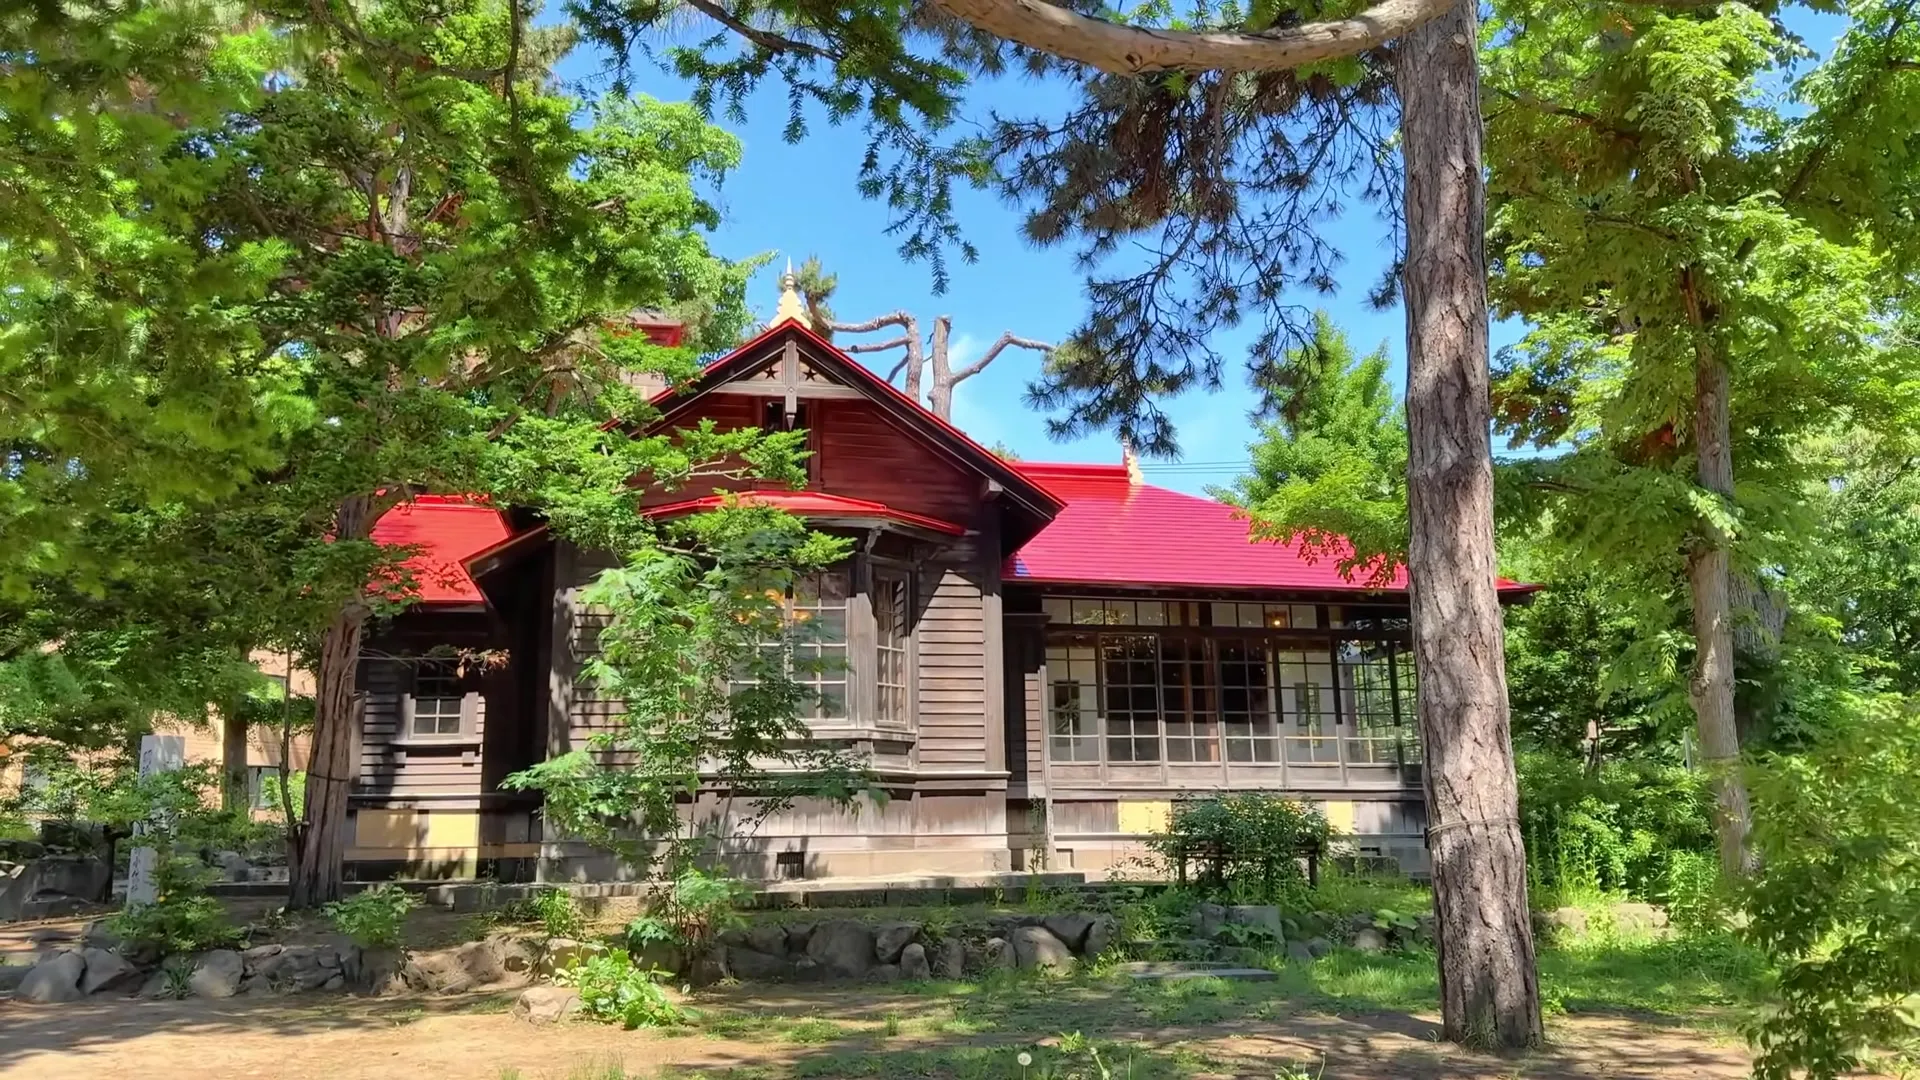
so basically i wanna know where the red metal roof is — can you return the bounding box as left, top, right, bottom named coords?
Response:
left=371, top=496, right=513, bottom=605
left=644, top=490, right=966, bottom=537
left=1008, top=462, right=1481, bottom=595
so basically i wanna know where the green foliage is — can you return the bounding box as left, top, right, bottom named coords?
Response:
left=503, top=512, right=869, bottom=875
left=624, top=867, right=747, bottom=955
left=555, top=950, right=687, bottom=1029
left=527, top=888, right=587, bottom=941
left=1661, top=851, right=1732, bottom=939
left=1516, top=751, right=1714, bottom=905
left=323, top=884, right=420, bottom=950
left=107, top=858, right=241, bottom=957
left=1146, top=793, right=1331, bottom=905
left=1743, top=694, right=1920, bottom=1079
left=1224, top=312, right=1409, bottom=583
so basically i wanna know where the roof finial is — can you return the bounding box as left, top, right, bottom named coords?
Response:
left=773, top=258, right=807, bottom=327
left=1121, top=435, right=1143, bottom=486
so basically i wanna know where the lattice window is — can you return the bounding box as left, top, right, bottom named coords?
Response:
left=1160, top=637, right=1218, bottom=762
left=1046, top=635, right=1101, bottom=762
left=1102, top=634, right=1161, bottom=762
left=1219, top=637, right=1279, bottom=762
left=409, top=662, right=466, bottom=738
left=874, top=571, right=910, bottom=728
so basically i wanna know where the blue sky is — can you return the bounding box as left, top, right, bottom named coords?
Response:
left=554, top=7, right=1851, bottom=496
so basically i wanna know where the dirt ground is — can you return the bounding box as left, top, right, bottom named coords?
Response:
left=0, top=984, right=1756, bottom=1080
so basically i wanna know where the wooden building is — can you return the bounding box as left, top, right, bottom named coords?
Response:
left=346, top=282, right=1533, bottom=883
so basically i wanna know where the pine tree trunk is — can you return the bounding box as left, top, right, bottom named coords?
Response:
left=221, top=701, right=250, bottom=813
left=927, top=315, right=955, bottom=419
left=288, top=495, right=375, bottom=909
left=1684, top=340, right=1755, bottom=875
left=1397, top=0, right=1543, bottom=1049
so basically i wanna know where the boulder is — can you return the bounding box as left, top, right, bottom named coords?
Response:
left=686, top=948, right=726, bottom=988
left=633, top=939, right=685, bottom=977
left=33, top=854, right=112, bottom=902
left=0, top=963, right=30, bottom=994
left=1541, top=906, right=1589, bottom=937
left=784, top=923, right=815, bottom=953
left=870, top=963, right=902, bottom=984
left=540, top=937, right=594, bottom=974
left=213, top=851, right=251, bottom=883
left=745, top=924, right=789, bottom=956
left=899, top=942, right=931, bottom=981
left=243, top=943, right=285, bottom=965
left=1352, top=928, right=1388, bottom=954
left=190, top=950, right=245, bottom=998
left=488, top=934, right=540, bottom=975
left=512, top=985, right=581, bottom=1025
left=1227, top=905, right=1286, bottom=943
left=1041, top=913, right=1097, bottom=952
left=933, top=938, right=967, bottom=979
left=1305, top=936, right=1333, bottom=959
left=451, top=940, right=504, bottom=986
left=1286, top=940, right=1315, bottom=965
left=322, top=975, right=344, bottom=992
left=79, top=947, right=140, bottom=995
left=18, top=951, right=86, bottom=1004
left=80, top=920, right=123, bottom=953
left=1611, top=903, right=1669, bottom=933
left=138, top=969, right=174, bottom=999
left=981, top=937, right=1016, bottom=971
left=873, top=922, right=920, bottom=964
left=404, top=948, right=475, bottom=994
left=1193, top=903, right=1228, bottom=940
left=791, top=957, right=822, bottom=982
left=350, top=947, right=408, bottom=996
left=1010, top=925, right=1075, bottom=972
left=1081, top=915, right=1116, bottom=960
left=804, top=920, right=875, bottom=979
left=725, top=947, right=791, bottom=981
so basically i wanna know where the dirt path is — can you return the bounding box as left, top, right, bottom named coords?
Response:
left=0, top=992, right=1754, bottom=1080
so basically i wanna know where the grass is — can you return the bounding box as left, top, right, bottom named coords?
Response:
left=1308, top=868, right=1434, bottom=919
left=499, top=1062, right=631, bottom=1080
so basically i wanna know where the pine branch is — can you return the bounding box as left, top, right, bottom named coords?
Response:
left=840, top=335, right=914, bottom=355
left=952, top=331, right=1055, bottom=383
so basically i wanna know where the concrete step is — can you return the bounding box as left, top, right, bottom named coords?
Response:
left=1119, top=961, right=1277, bottom=982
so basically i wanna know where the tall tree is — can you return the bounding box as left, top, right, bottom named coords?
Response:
left=560, top=0, right=1539, bottom=1044
left=4, top=0, right=792, bottom=906
left=1481, top=0, right=1920, bottom=874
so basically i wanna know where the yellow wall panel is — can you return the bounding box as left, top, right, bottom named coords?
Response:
left=354, top=810, right=479, bottom=852
left=1116, top=800, right=1171, bottom=835
left=1320, top=800, right=1355, bottom=835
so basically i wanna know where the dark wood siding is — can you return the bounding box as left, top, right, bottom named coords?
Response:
left=916, top=537, right=990, bottom=768
left=638, top=394, right=762, bottom=508
left=815, top=399, right=979, bottom=524
left=355, top=610, right=504, bottom=801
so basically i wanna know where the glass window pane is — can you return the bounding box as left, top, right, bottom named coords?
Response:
left=1104, top=599, right=1136, bottom=625
left=1136, top=601, right=1166, bottom=626
left=1043, top=596, right=1072, bottom=624
left=1210, top=602, right=1234, bottom=628
left=1292, top=604, right=1319, bottom=629
left=1073, top=600, right=1107, bottom=625
left=1237, top=604, right=1266, bottom=628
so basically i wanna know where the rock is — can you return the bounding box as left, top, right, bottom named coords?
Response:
left=213, top=851, right=251, bottom=883
left=190, top=950, right=245, bottom=998
left=0, top=964, right=29, bottom=993
left=512, top=985, right=581, bottom=1025
left=1611, top=903, right=1669, bottom=933
left=1011, top=925, right=1075, bottom=972
left=899, top=942, right=931, bottom=981
left=1082, top=915, right=1116, bottom=959
left=934, top=938, right=967, bottom=979
left=18, top=951, right=86, bottom=1003
left=1542, top=906, right=1589, bottom=937
left=870, top=963, right=902, bottom=984
left=452, top=940, right=505, bottom=986
left=686, top=948, right=726, bottom=987
left=138, top=969, right=173, bottom=999
left=726, top=946, right=790, bottom=981
left=982, top=937, right=1016, bottom=970
left=80, top=920, right=123, bottom=953
left=791, top=956, right=822, bottom=982
left=1193, top=903, right=1228, bottom=940
left=873, top=922, right=920, bottom=964
left=1306, top=936, right=1333, bottom=959
left=784, top=923, right=815, bottom=953
left=80, top=947, right=140, bottom=994
left=488, top=934, right=540, bottom=975
left=405, top=948, right=478, bottom=994
left=1227, top=905, right=1286, bottom=942
left=322, top=974, right=344, bottom=991
left=1352, top=928, right=1388, bottom=954
left=633, top=939, right=684, bottom=976
left=745, top=924, right=789, bottom=956
left=1218, top=946, right=1268, bottom=968
left=1042, top=913, right=1097, bottom=952
left=243, top=943, right=285, bottom=965
left=804, top=920, right=875, bottom=979
left=1286, top=940, right=1315, bottom=965
left=352, top=947, right=408, bottom=996
left=540, top=937, right=594, bottom=974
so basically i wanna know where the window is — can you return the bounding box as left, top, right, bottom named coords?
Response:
left=409, top=662, right=466, bottom=738
left=1219, top=637, right=1279, bottom=762
left=1277, top=648, right=1339, bottom=763
left=788, top=571, right=849, bottom=722
left=1046, top=635, right=1101, bottom=762
left=1103, top=635, right=1161, bottom=762
left=874, top=571, right=910, bottom=728
left=1340, top=641, right=1401, bottom=764
left=1160, top=638, right=1218, bottom=762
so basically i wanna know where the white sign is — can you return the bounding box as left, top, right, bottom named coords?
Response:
left=125, top=734, right=187, bottom=907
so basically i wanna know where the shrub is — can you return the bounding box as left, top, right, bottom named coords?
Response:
left=529, top=887, right=586, bottom=939
left=555, top=950, right=686, bottom=1028
left=1146, top=793, right=1331, bottom=905
left=623, top=867, right=746, bottom=954
left=324, top=883, right=419, bottom=949
left=107, top=857, right=241, bottom=956
left=1516, top=750, right=1714, bottom=904
left=1743, top=695, right=1920, bottom=1080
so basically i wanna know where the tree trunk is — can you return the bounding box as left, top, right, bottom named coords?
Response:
left=221, top=698, right=249, bottom=813
left=288, top=495, right=375, bottom=909
left=1683, top=337, right=1755, bottom=875
left=927, top=315, right=955, bottom=419
left=1397, top=0, right=1543, bottom=1049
